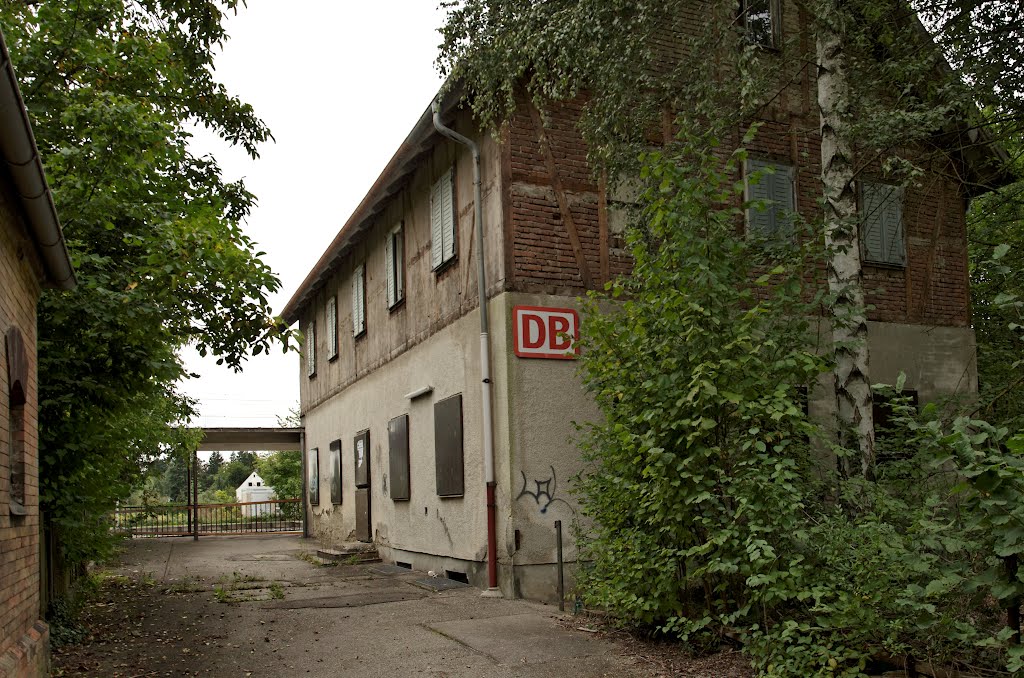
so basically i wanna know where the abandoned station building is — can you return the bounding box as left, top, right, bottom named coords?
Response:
left=281, top=14, right=992, bottom=602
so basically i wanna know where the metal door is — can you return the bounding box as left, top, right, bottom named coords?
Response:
left=355, top=488, right=371, bottom=542
left=353, top=430, right=371, bottom=542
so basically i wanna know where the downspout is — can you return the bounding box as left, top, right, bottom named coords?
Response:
left=0, top=30, right=75, bottom=290
left=432, top=101, right=500, bottom=596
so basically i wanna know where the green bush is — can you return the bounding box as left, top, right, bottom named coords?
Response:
left=574, top=132, right=1024, bottom=675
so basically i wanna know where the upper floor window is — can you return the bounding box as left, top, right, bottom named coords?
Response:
left=385, top=223, right=405, bottom=309
left=430, top=167, right=457, bottom=270
left=860, top=183, right=905, bottom=267
left=305, top=319, right=316, bottom=378
left=326, top=296, right=338, bottom=360
left=740, top=0, right=780, bottom=48
left=352, top=262, right=366, bottom=337
left=746, top=159, right=795, bottom=237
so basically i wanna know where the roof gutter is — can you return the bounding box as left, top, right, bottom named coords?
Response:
left=0, top=30, right=75, bottom=290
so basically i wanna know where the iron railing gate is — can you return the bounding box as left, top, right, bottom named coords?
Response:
left=113, top=498, right=302, bottom=538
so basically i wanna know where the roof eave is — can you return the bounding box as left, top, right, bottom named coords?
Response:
left=0, top=29, right=75, bottom=290
left=279, top=83, right=464, bottom=326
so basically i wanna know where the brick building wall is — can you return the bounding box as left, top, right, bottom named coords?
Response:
left=0, top=179, right=48, bottom=678
left=504, top=97, right=972, bottom=330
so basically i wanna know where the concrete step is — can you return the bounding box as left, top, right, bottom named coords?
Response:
left=316, top=546, right=381, bottom=564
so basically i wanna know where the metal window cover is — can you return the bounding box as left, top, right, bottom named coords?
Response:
left=388, top=414, right=410, bottom=501
left=355, top=488, right=371, bottom=542
left=434, top=394, right=464, bottom=497
left=353, top=429, right=370, bottom=488
left=308, top=447, right=320, bottom=506
left=329, top=439, right=342, bottom=505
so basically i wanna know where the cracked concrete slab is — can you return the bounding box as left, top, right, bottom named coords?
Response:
left=428, top=613, right=608, bottom=665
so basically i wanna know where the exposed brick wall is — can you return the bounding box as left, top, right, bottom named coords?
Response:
left=0, top=181, right=48, bottom=678
left=506, top=92, right=972, bottom=329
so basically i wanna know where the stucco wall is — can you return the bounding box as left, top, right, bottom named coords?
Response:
left=303, top=295, right=513, bottom=581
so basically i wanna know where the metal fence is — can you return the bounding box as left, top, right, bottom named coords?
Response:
left=113, top=498, right=302, bottom=538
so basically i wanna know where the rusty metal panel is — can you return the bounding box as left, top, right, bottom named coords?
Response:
left=353, top=429, right=370, bottom=488
left=329, top=439, right=342, bottom=505
left=388, top=414, right=410, bottom=501
left=433, top=394, right=464, bottom=497
left=355, top=488, right=371, bottom=542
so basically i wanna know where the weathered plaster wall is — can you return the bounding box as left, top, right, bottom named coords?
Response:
left=300, top=107, right=505, bottom=415
left=303, top=296, right=514, bottom=587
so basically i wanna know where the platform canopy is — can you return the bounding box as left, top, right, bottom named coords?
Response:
left=196, top=427, right=303, bottom=452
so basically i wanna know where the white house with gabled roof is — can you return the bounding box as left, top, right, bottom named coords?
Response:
left=236, top=471, right=276, bottom=516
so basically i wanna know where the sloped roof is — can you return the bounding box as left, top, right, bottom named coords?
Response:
left=0, top=28, right=75, bottom=289
left=279, top=84, right=462, bottom=326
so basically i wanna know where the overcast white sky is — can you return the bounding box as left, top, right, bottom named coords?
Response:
left=181, top=1, right=448, bottom=428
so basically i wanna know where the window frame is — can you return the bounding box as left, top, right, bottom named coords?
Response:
left=744, top=158, right=796, bottom=238
left=739, top=0, right=781, bottom=49
left=430, top=167, right=457, bottom=272
left=308, top=447, right=320, bottom=506
left=385, top=222, right=406, bottom=310
left=326, top=295, right=338, bottom=361
left=305, top=319, right=316, bottom=378
left=859, top=182, right=906, bottom=267
left=352, top=262, right=366, bottom=338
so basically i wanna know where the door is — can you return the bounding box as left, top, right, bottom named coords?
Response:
left=353, top=430, right=371, bottom=542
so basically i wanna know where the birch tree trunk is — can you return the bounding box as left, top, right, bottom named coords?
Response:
left=816, top=5, right=876, bottom=478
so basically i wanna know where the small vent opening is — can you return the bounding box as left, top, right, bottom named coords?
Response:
left=445, top=570, right=469, bottom=584
left=395, top=561, right=413, bottom=569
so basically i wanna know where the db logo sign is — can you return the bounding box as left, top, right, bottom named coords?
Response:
left=513, top=305, right=579, bottom=360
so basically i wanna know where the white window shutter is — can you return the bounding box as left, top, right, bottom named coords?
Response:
left=385, top=233, right=395, bottom=308
left=431, top=175, right=445, bottom=269
left=352, top=264, right=365, bottom=336
left=394, top=227, right=404, bottom=302
left=443, top=168, right=456, bottom=261
left=326, top=297, right=337, bottom=358
left=306, top=320, right=316, bottom=376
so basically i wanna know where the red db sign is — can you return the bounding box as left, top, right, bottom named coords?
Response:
left=513, top=305, right=579, bottom=360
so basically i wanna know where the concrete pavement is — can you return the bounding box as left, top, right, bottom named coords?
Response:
left=107, top=534, right=651, bottom=677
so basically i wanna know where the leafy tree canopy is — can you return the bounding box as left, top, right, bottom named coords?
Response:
left=1, top=0, right=294, bottom=567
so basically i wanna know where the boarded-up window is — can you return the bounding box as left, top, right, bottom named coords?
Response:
left=388, top=414, right=410, bottom=501
left=430, top=167, right=456, bottom=269
left=326, top=296, right=338, bottom=360
left=6, top=328, right=27, bottom=516
left=305, top=319, right=316, bottom=378
left=353, top=430, right=370, bottom=488
left=385, top=223, right=405, bottom=308
left=860, top=183, right=905, bottom=266
left=352, top=263, right=366, bottom=337
left=434, top=394, right=464, bottom=497
left=746, top=159, right=795, bottom=237
left=308, top=447, right=320, bottom=506
left=329, top=439, right=342, bottom=505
